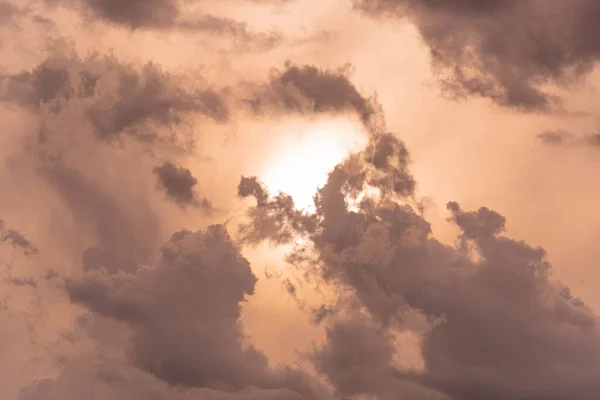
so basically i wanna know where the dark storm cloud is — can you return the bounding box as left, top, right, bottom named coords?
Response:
left=246, top=62, right=385, bottom=132
left=354, top=0, right=600, bottom=111
left=153, top=161, right=213, bottom=212
left=0, top=55, right=229, bottom=142
left=57, top=225, right=329, bottom=398
left=240, top=129, right=600, bottom=399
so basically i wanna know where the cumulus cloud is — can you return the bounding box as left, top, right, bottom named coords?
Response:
left=53, top=225, right=330, bottom=398
left=354, top=0, right=600, bottom=111
left=240, top=126, right=600, bottom=399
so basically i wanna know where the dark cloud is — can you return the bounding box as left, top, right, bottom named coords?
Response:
left=7, top=3, right=600, bottom=399
left=0, top=59, right=73, bottom=112
left=354, top=0, right=600, bottom=111
left=314, top=312, right=447, bottom=400
left=42, top=0, right=283, bottom=49
left=76, top=0, right=180, bottom=29
left=240, top=129, right=600, bottom=399
left=245, top=62, right=385, bottom=132
left=0, top=55, right=229, bottom=142
left=153, top=161, right=213, bottom=212
left=19, top=356, right=313, bottom=400
left=237, top=176, right=317, bottom=246
left=58, top=225, right=329, bottom=397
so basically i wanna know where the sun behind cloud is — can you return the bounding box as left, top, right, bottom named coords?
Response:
left=260, top=118, right=367, bottom=210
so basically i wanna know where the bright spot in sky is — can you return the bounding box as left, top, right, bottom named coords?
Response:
left=261, top=119, right=368, bottom=210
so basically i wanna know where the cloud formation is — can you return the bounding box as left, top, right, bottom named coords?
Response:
left=245, top=62, right=384, bottom=132
left=239, top=128, right=600, bottom=399
left=153, top=161, right=213, bottom=211
left=0, top=54, right=228, bottom=144
left=0, top=220, right=37, bottom=255
left=36, top=0, right=284, bottom=51
left=355, top=0, right=600, bottom=111
left=3, top=2, right=600, bottom=400
left=28, top=225, right=329, bottom=399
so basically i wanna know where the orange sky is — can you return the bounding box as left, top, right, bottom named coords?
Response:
left=2, top=1, right=600, bottom=399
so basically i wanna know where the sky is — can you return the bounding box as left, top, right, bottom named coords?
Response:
left=2, top=0, right=600, bottom=399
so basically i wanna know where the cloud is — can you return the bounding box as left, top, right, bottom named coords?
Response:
left=537, top=129, right=575, bottom=145
left=40, top=0, right=283, bottom=50
left=240, top=128, right=600, bottom=399
left=153, top=161, right=213, bottom=212
left=244, top=62, right=385, bottom=132
left=537, top=129, right=600, bottom=148
left=38, top=163, right=164, bottom=273
left=18, top=356, right=312, bottom=400
left=0, top=54, right=229, bottom=143
left=71, top=0, right=180, bottom=29
left=5, top=3, right=600, bottom=400
left=51, top=225, right=330, bottom=398
left=314, top=311, right=447, bottom=400
left=0, top=220, right=37, bottom=255
left=237, top=176, right=317, bottom=246
left=354, top=0, right=600, bottom=111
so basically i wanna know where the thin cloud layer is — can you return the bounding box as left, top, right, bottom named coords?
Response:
left=537, top=129, right=600, bottom=148
left=354, top=0, right=600, bottom=111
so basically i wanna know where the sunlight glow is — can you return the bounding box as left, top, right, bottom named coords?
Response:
left=261, top=119, right=367, bottom=211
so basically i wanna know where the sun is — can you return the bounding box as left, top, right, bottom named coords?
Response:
left=260, top=118, right=368, bottom=210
